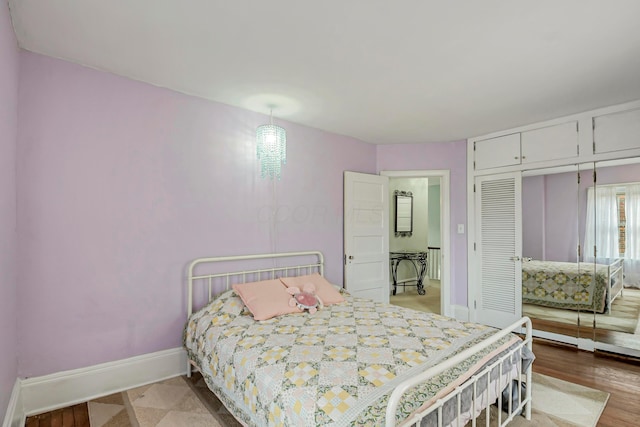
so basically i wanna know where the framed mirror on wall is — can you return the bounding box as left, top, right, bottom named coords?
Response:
left=395, top=190, right=413, bottom=237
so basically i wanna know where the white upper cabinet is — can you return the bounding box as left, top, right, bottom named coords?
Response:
left=521, top=121, right=579, bottom=164
left=474, top=133, right=521, bottom=170
left=593, top=108, right=640, bottom=154
left=474, top=122, right=578, bottom=170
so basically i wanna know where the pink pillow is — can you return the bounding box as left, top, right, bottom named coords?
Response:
left=280, top=273, right=345, bottom=305
left=232, top=279, right=300, bottom=321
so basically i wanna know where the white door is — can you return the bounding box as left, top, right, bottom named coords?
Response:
left=344, top=171, right=390, bottom=303
left=473, top=172, right=522, bottom=328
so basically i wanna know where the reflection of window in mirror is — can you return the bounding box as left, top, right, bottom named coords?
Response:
left=395, top=190, right=413, bottom=237
left=584, top=168, right=640, bottom=288
left=618, top=193, right=626, bottom=256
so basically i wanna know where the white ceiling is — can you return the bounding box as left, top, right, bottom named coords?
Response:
left=8, top=0, right=640, bottom=144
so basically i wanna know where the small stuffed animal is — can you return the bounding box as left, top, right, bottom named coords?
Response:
left=286, top=283, right=324, bottom=314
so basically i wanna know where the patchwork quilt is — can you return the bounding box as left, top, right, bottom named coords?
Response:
left=184, top=289, right=517, bottom=426
left=522, top=260, right=608, bottom=313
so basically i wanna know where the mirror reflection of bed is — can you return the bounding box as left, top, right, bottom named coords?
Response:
left=522, top=158, right=640, bottom=351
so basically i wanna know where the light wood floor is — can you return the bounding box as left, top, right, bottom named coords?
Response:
left=526, top=288, right=640, bottom=351
left=532, top=317, right=640, bottom=351
left=390, top=279, right=441, bottom=314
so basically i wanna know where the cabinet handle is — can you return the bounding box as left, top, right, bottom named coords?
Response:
left=510, top=256, right=521, bottom=261
left=514, top=156, right=519, bottom=160
left=522, top=156, right=526, bottom=159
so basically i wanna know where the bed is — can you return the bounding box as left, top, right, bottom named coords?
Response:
left=522, top=259, right=624, bottom=314
left=183, top=251, right=533, bottom=426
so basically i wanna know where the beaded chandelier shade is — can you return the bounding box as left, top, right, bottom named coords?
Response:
left=256, top=111, right=287, bottom=179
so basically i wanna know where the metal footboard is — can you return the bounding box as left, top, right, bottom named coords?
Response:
left=385, top=317, right=533, bottom=427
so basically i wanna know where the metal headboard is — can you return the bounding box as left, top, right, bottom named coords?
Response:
left=187, top=251, right=324, bottom=318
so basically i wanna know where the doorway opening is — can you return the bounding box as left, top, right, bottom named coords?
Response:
left=381, top=170, right=450, bottom=316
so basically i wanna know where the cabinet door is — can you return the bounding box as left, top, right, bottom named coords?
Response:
left=521, top=121, right=578, bottom=164
left=593, top=108, right=640, bottom=154
left=474, top=133, right=521, bottom=170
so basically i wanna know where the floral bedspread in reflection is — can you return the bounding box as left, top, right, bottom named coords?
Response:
left=522, top=260, right=608, bottom=313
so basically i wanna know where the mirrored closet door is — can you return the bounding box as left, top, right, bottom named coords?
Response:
left=591, top=158, right=640, bottom=353
left=521, top=165, right=580, bottom=339
left=521, top=158, right=640, bottom=356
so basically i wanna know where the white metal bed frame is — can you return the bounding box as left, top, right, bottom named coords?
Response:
left=185, top=251, right=533, bottom=427
left=187, top=250, right=324, bottom=324
left=606, top=258, right=624, bottom=314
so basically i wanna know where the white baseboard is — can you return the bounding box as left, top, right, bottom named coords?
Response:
left=577, top=337, right=596, bottom=352
left=532, top=329, right=579, bottom=346
left=595, top=341, right=640, bottom=358
left=19, top=347, right=187, bottom=417
left=2, top=379, right=24, bottom=427
left=452, top=305, right=469, bottom=321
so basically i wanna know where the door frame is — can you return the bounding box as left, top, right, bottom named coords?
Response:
left=380, top=170, right=451, bottom=317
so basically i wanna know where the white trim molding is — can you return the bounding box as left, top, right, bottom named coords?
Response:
left=17, top=347, right=187, bottom=418
left=531, top=329, right=579, bottom=347
left=452, top=305, right=469, bottom=322
left=577, top=338, right=596, bottom=352
left=595, top=341, right=640, bottom=359
left=2, top=379, right=23, bottom=427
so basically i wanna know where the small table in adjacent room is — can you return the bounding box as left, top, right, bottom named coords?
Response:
left=390, top=250, right=429, bottom=295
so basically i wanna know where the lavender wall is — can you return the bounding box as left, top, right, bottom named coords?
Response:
left=523, top=171, right=578, bottom=262
left=522, top=175, right=544, bottom=260
left=0, top=1, right=19, bottom=419
left=376, top=141, right=468, bottom=305
left=522, top=168, right=583, bottom=262
left=595, top=162, right=640, bottom=187
left=16, top=52, right=376, bottom=377
left=544, top=171, right=580, bottom=262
